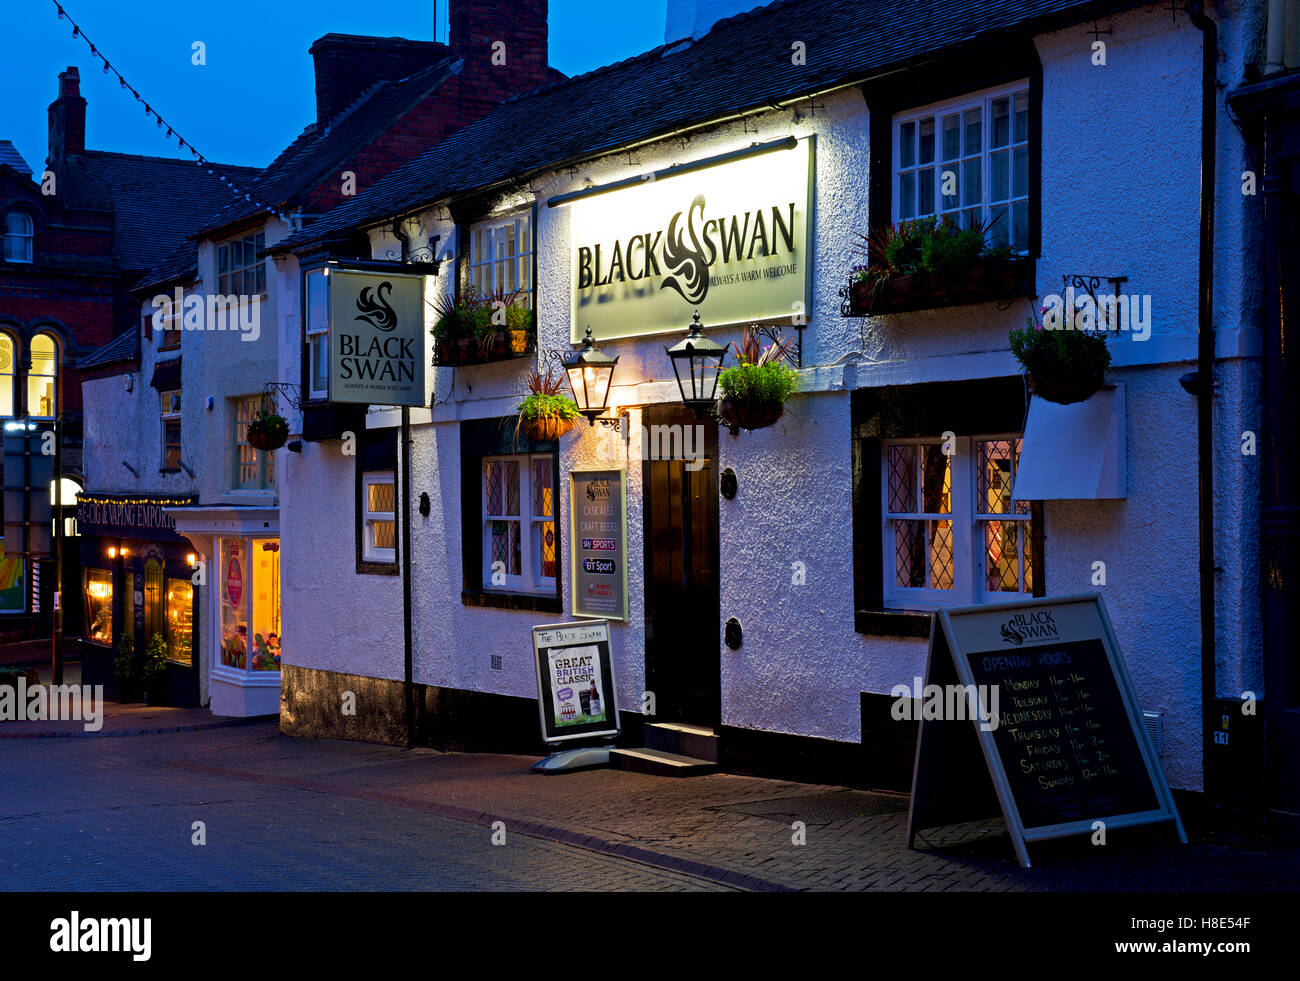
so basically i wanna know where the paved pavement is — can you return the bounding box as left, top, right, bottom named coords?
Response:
left=0, top=726, right=731, bottom=891
left=2, top=713, right=1299, bottom=891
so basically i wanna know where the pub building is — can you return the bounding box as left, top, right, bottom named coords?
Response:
left=75, top=493, right=200, bottom=706
left=264, top=0, right=1290, bottom=819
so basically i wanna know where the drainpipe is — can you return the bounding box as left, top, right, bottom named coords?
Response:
left=393, top=217, right=416, bottom=748
left=1188, top=1, right=1218, bottom=800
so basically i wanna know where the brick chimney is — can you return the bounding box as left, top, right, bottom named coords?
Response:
left=48, top=67, right=86, bottom=161
left=309, top=35, right=450, bottom=127
left=449, top=0, right=551, bottom=115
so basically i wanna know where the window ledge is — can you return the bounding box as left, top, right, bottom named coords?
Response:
left=159, top=468, right=181, bottom=474
left=855, top=609, right=933, bottom=638
left=357, top=561, right=398, bottom=577
left=462, top=590, right=561, bottom=614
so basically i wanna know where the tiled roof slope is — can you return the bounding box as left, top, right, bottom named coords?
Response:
left=83, top=151, right=261, bottom=272
left=133, top=239, right=199, bottom=293
left=0, top=140, right=33, bottom=176
left=280, top=0, right=1130, bottom=250
left=195, top=58, right=458, bottom=237
left=78, top=327, right=140, bottom=370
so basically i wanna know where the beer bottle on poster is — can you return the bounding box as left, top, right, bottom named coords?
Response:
left=589, top=677, right=601, bottom=718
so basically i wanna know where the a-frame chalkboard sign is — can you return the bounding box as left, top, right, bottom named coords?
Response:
left=906, top=593, right=1186, bottom=868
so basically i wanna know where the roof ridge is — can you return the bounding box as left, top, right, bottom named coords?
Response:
left=84, top=148, right=263, bottom=173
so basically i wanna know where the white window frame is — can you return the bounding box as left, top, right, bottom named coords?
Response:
left=305, top=267, right=329, bottom=400
left=217, top=231, right=267, bottom=296
left=3, top=209, right=34, bottom=263
left=893, top=80, right=1031, bottom=254
left=482, top=453, right=555, bottom=595
left=361, top=471, right=397, bottom=564
left=232, top=395, right=274, bottom=490
left=161, top=389, right=182, bottom=470
left=882, top=433, right=1033, bottom=611
left=468, top=212, right=533, bottom=304
left=26, top=332, right=57, bottom=419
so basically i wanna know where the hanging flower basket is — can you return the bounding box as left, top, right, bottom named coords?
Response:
left=718, top=397, right=785, bottom=431
left=1026, top=370, right=1107, bottom=405
left=246, top=410, right=289, bottom=451
left=522, top=415, right=577, bottom=441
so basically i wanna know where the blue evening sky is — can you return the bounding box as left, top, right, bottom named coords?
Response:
left=1, top=1, right=667, bottom=174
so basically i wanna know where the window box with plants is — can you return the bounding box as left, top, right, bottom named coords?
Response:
left=844, top=217, right=1032, bottom=316
left=246, top=407, right=289, bottom=451
left=516, top=367, right=579, bottom=441
left=433, top=289, right=535, bottom=367
left=1009, top=306, right=1112, bottom=405
left=716, top=328, right=799, bottom=432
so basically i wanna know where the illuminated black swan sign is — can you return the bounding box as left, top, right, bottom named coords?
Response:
left=328, top=270, right=425, bottom=407
left=570, top=137, right=811, bottom=341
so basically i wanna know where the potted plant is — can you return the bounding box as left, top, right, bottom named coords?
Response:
left=1009, top=306, right=1112, bottom=404
left=846, top=216, right=1026, bottom=315
left=716, top=328, right=800, bottom=431
left=113, top=635, right=139, bottom=702
left=433, top=290, right=536, bottom=366
left=140, top=631, right=169, bottom=706
left=246, top=407, right=289, bottom=451
left=516, top=366, right=579, bottom=441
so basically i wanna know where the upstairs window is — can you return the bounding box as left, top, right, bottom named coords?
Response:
left=468, top=213, right=533, bottom=305
left=305, top=267, right=329, bottom=400
left=161, top=390, right=182, bottom=471
left=158, top=289, right=184, bottom=350
left=232, top=396, right=274, bottom=490
left=894, top=82, right=1031, bottom=254
left=3, top=210, right=33, bottom=263
left=27, top=332, right=57, bottom=419
left=217, top=232, right=266, bottom=295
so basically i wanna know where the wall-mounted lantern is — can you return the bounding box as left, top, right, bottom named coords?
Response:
left=563, top=326, right=619, bottom=426
left=666, top=311, right=727, bottom=415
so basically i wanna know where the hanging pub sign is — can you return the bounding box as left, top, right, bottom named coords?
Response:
left=570, top=468, right=628, bottom=621
left=328, top=269, right=426, bottom=406
left=906, top=593, right=1185, bottom=868
left=568, top=137, right=813, bottom=342
left=532, top=620, right=619, bottom=743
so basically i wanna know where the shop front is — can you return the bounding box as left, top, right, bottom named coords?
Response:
left=75, top=493, right=200, bottom=706
left=166, top=505, right=280, bottom=717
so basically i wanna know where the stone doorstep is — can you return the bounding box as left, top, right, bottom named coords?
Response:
left=609, top=747, right=718, bottom=777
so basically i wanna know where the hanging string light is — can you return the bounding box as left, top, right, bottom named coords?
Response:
left=48, top=0, right=293, bottom=225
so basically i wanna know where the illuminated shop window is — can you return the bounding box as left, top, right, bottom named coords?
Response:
left=166, top=578, right=193, bottom=665
left=84, top=568, right=113, bottom=646
left=483, top=454, right=555, bottom=594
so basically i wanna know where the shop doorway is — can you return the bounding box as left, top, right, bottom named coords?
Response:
left=642, top=404, right=720, bottom=725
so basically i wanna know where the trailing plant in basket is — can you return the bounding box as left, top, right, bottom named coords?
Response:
left=246, top=408, right=288, bottom=450
left=717, top=328, right=799, bottom=431
left=516, top=366, right=579, bottom=441
left=1009, top=305, right=1111, bottom=405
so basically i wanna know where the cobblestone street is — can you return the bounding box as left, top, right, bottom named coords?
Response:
left=3, top=716, right=1299, bottom=892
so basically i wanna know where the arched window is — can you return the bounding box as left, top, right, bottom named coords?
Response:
left=0, top=334, right=15, bottom=417
left=27, top=332, right=57, bottom=419
left=3, top=211, right=34, bottom=263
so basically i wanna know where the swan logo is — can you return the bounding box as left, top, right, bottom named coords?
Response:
left=661, top=194, right=714, bottom=304
left=354, top=281, right=398, bottom=332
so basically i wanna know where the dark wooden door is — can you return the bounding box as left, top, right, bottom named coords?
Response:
left=643, top=405, right=720, bottom=725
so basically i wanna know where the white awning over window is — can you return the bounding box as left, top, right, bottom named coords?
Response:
left=1013, top=384, right=1126, bottom=500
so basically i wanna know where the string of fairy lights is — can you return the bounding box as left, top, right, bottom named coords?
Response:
left=50, top=0, right=293, bottom=224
